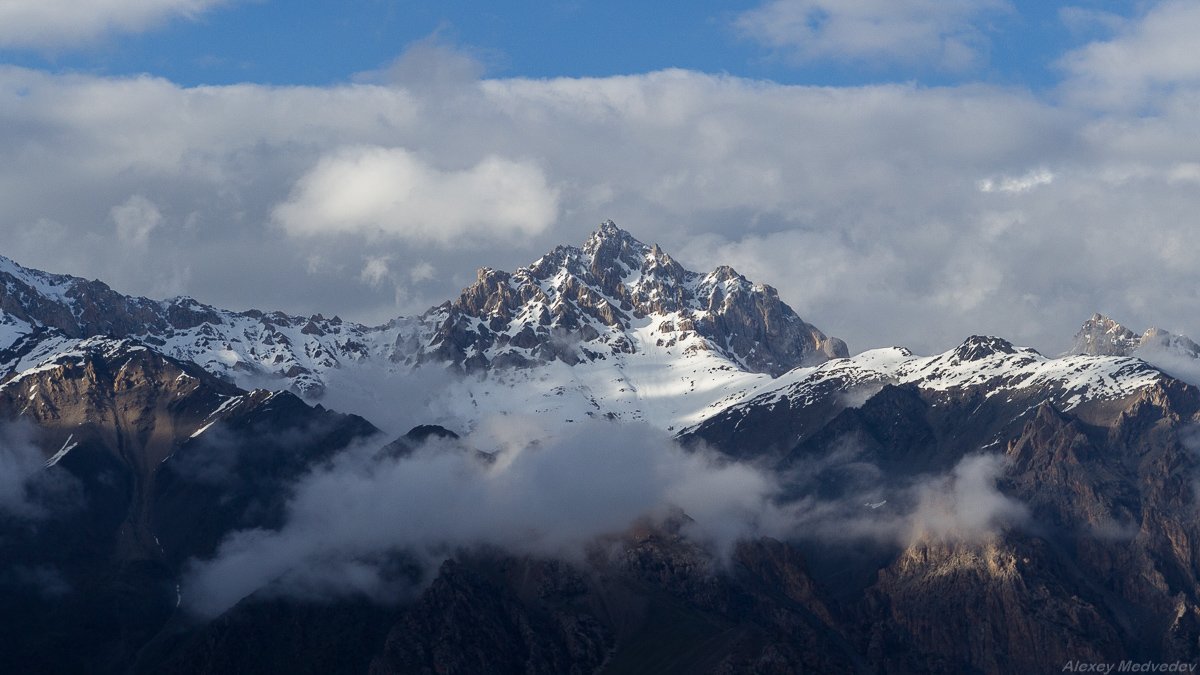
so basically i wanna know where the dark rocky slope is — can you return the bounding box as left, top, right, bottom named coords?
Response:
left=0, top=339, right=378, bottom=674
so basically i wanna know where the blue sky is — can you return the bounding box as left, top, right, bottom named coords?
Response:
left=0, top=0, right=1197, bottom=355
left=1, top=1, right=1127, bottom=90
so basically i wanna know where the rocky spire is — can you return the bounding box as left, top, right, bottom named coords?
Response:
left=432, top=220, right=848, bottom=375
left=1069, top=313, right=1140, bottom=356
left=1069, top=313, right=1200, bottom=358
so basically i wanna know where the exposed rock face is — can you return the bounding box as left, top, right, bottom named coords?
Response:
left=1070, top=312, right=1200, bottom=358
left=0, top=257, right=185, bottom=338
left=423, top=221, right=847, bottom=375
left=1071, top=313, right=1142, bottom=356
left=871, top=536, right=1123, bottom=673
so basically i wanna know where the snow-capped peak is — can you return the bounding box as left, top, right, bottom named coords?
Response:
left=0, top=221, right=845, bottom=410
left=424, top=220, right=846, bottom=376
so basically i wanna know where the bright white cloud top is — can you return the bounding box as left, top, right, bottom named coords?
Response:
left=273, top=146, right=559, bottom=243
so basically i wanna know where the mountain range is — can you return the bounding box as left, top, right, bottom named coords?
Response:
left=2, top=222, right=1200, bottom=673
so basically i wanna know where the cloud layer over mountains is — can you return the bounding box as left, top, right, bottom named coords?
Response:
left=1, top=3, right=1199, bottom=357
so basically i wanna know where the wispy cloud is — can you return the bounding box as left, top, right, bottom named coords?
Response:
left=734, top=0, right=1010, bottom=71
left=111, top=195, right=163, bottom=249
left=0, top=422, right=47, bottom=518
left=182, top=415, right=1032, bottom=617
left=0, top=421, right=79, bottom=520
left=977, top=168, right=1054, bottom=194
left=359, top=256, right=391, bottom=288
left=353, top=31, right=490, bottom=90
left=908, top=453, right=1028, bottom=542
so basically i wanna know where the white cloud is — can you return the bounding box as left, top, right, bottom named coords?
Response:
left=1, top=64, right=1200, bottom=353
left=1059, top=0, right=1200, bottom=110
left=272, top=146, right=560, bottom=244
left=111, top=194, right=163, bottom=248
left=734, top=0, right=1009, bottom=70
left=1058, top=7, right=1126, bottom=37
left=182, top=420, right=793, bottom=616
left=0, top=0, right=234, bottom=48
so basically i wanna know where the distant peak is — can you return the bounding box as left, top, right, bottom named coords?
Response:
left=1070, top=312, right=1139, bottom=356
left=951, top=335, right=1020, bottom=362
left=1076, top=316, right=1200, bottom=359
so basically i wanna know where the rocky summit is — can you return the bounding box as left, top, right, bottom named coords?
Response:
left=2, top=224, right=1200, bottom=674
left=423, top=220, right=847, bottom=375
left=1070, top=312, right=1200, bottom=358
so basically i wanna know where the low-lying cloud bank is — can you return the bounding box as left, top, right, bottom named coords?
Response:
left=183, top=418, right=1029, bottom=617
left=182, top=420, right=790, bottom=616
left=782, top=440, right=1028, bottom=545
